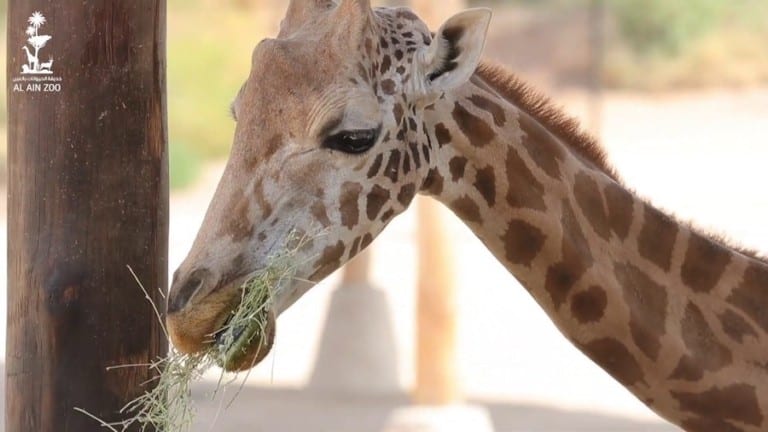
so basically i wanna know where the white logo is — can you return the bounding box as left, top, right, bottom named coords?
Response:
left=22, top=12, right=54, bottom=75
left=12, top=11, right=62, bottom=93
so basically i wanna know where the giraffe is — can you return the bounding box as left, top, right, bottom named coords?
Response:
left=166, top=1, right=768, bottom=430
left=22, top=46, right=39, bottom=71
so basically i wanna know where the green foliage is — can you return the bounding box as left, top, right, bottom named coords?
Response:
left=611, top=0, right=727, bottom=56
left=604, top=0, right=768, bottom=88
left=169, top=142, right=203, bottom=190
left=167, top=8, right=259, bottom=160
left=165, top=7, right=269, bottom=187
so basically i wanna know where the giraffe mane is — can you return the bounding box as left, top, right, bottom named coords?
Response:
left=474, top=60, right=619, bottom=181
left=474, top=60, right=768, bottom=264
left=678, top=218, right=767, bottom=263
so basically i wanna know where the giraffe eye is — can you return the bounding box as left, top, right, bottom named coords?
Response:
left=323, top=127, right=381, bottom=154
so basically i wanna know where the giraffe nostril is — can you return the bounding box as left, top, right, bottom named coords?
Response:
left=167, top=268, right=210, bottom=314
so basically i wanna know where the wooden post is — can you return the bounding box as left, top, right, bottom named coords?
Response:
left=6, top=2, right=168, bottom=431
left=415, top=198, right=459, bottom=405
left=411, top=0, right=465, bottom=407
left=341, top=248, right=373, bottom=286
left=386, top=2, right=495, bottom=429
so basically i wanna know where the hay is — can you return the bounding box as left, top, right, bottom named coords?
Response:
left=77, top=242, right=300, bottom=432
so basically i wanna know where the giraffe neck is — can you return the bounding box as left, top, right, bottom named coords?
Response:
left=421, top=63, right=768, bottom=431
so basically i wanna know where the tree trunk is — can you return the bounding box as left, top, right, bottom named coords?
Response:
left=6, top=2, right=169, bottom=431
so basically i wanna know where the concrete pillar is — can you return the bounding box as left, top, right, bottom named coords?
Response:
left=309, top=249, right=401, bottom=395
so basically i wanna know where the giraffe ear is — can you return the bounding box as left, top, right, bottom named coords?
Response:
left=418, top=8, right=492, bottom=94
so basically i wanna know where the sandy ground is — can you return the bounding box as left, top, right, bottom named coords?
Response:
left=1, top=87, right=767, bottom=430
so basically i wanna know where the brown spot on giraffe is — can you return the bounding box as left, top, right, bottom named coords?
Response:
left=570, top=285, right=608, bottom=324
left=573, top=172, right=611, bottom=240
left=366, top=185, right=390, bottom=221
left=680, top=302, right=733, bottom=373
left=681, top=235, right=732, bottom=293
left=349, top=237, right=361, bottom=260
left=505, top=146, right=546, bottom=211
left=449, top=156, right=468, bottom=182
left=719, top=309, right=758, bottom=343
left=408, top=117, right=418, bottom=132
left=450, top=196, right=482, bottom=224
left=311, top=201, right=331, bottom=228
left=247, top=133, right=283, bottom=169
left=518, top=112, right=564, bottom=180
left=402, top=152, right=411, bottom=174
left=380, top=79, right=396, bottom=95
left=361, top=233, right=374, bottom=250
left=339, top=182, right=363, bottom=229
left=614, top=262, right=668, bottom=361
left=474, top=166, right=497, bottom=207
left=380, top=208, right=395, bottom=224
left=503, top=219, right=546, bottom=268
left=384, top=150, right=401, bottom=183
left=452, top=102, right=496, bottom=147
left=672, top=384, right=763, bottom=427
left=422, top=168, right=444, bottom=196
left=467, top=94, right=506, bottom=127
left=396, top=127, right=406, bottom=141
left=379, top=55, right=391, bottom=74
left=604, top=183, right=634, bottom=240
left=581, top=338, right=646, bottom=387
left=312, top=241, right=346, bottom=282
left=367, top=153, right=384, bottom=179
left=681, top=417, right=743, bottom=432
left=434, top=123, right=452, bottom=146
left=409, top=142, right=421, bottom=169
left=638, top=205, right=679, bottom=271
left=727, top=263, right=768, bottom=332
left=545, top=201, right=594, bottom=309
left=393, top=103, right=404, bottom=126
left=397, top=184, right=417, bottom=207
left=218, top=188, right=253, bottom=242
left=669, top=355, right=704, bottom=381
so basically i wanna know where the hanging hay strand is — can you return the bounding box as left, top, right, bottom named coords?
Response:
left=77, top=241, right=301, bottom=432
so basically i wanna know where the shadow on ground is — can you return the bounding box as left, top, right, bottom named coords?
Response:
left=0, top=362, right=678, bottom=432
left=189, top=383, right=679, bottom=432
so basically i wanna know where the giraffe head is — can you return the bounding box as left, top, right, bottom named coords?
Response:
left=167, top=0, right=491, bottom=370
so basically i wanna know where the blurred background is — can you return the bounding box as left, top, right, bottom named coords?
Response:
left=1, top=0, right=768, bottom=431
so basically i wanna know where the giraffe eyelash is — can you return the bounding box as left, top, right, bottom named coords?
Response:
left=322, top=126, right=382, bottom=155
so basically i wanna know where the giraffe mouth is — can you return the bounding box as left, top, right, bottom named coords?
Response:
left=205, top=271, right=280, bottom=372
left=213, top=306, right=276, bottom=372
